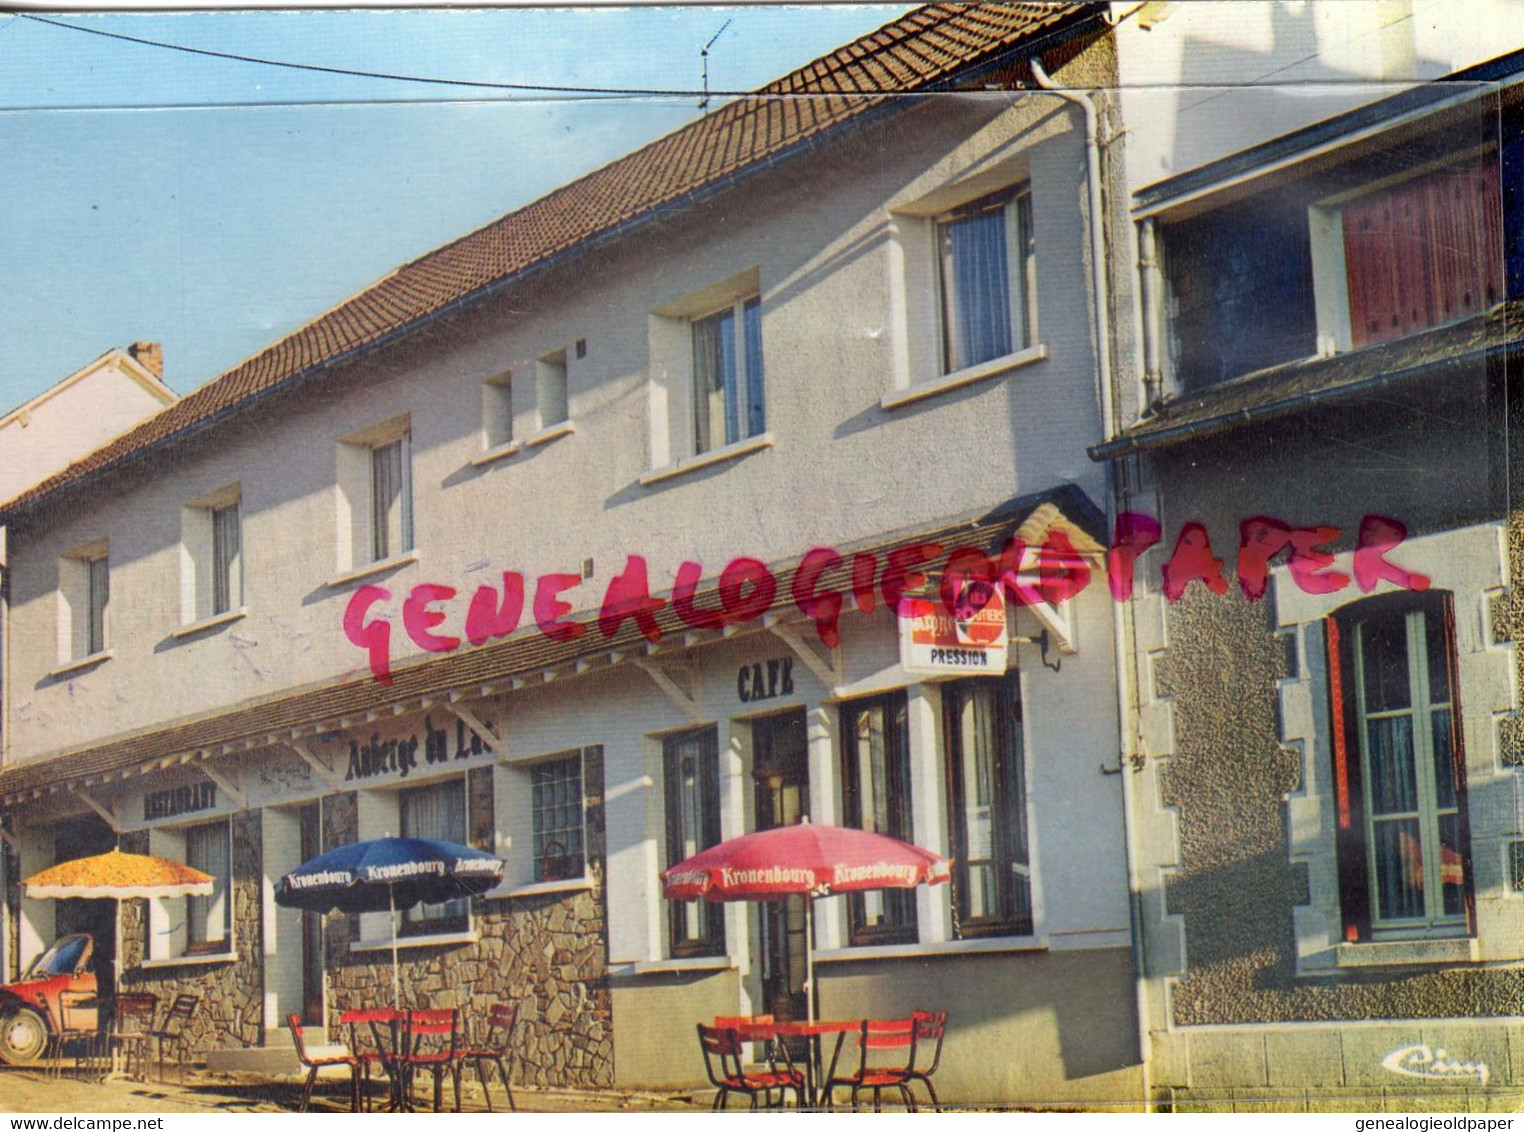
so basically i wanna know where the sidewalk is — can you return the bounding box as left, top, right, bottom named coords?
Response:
left=0, top=1065, right=702, bottom=1114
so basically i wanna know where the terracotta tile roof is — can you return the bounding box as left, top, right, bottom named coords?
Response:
left=1, top=3, right=1095, bottom=517
left=0, top=485, right=1104, bottom=805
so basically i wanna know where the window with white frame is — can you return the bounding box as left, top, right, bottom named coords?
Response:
left=943, top=674, right=1032, bottom=938
left=535, top=349, right=569, bottom=432
left=180, top=485, right=242, bottom=624
left=185, top=820, right=232, bottom=953
left=531, top=754, right=585, bottom=882
left=58, top=538, right=109, bottom=663
left=935, top=187, right=1035, bottom=375
left=370, top=435, right=412, bottom=562
left=1327, top=591, right=1471, bottom=939
left=663, top=727, right=724, bottom=957
left=690, top=295, right=764, bottom=455
left=336, top=416, right=413, bottom=572
left=398, top=778, right=468, bottom=935
left=648, top=268, right=766, bottom=467
left=482, top=371, right=514, bottom=451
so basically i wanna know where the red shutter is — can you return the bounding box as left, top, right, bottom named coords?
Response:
left=1424, top=164, right=1503, bottom=328
left=1438, top=599, right=1477, bottom=933
left=1326, top=616, right=1371, bottom=941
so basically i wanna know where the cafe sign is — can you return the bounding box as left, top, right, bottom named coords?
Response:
left=898, top=584, right=1008, bottom=676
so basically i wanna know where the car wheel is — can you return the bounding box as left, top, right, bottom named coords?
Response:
left=0, top=1007, right=48, bottom=1065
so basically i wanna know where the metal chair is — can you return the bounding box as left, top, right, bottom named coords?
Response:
left=457, top=1002, right=518, bottom=1112
left=146, top=992, right=199, bottom=1082
left=285, top=1013, right=360, bottom=1113
left=696, top=1022, right=804, bottom=1111
left=340, top=1006, right=402, bottom=1112
left=906, top=1009, right=948, bottom=1111
left=108, top=994, right=158, bottom=1082
left=404, top=1008, right=462, bottom=1113
left=48, top=990, right=101, bottom=1079
left=824, top=1017, right=920, bottom=1112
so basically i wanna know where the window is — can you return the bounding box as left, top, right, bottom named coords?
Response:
left=181, top=486, right=243, bottom=624
left=935, top=187, right=1035, bottom=375
left=398, top=779, right=468, bottom=935
left=58, top=539, right=109, bottom=663
left=531, top=754, right=585, bottom=882
left=1327, top=592, right=1471, bottom=940
left=663, top=727, right=723, bottom=956
left=482, top=371, right=514, bottom=450
left=370, top=435, right=413, bottom=563
left=1337, top=162, right=1501, bottom=349
left=691, top=296, right=764, bottom=455
left=211, top=503, right=241, bottom=615
left=943, top=675, right=1031, bottom=938
left=535, top=349, right=569, bottom=431
left=840, top=692, right=917, bottom=944
left=185, top=820, right=231, bottom=954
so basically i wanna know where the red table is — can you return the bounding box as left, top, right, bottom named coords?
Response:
left=729, top=1018, right=857, bottom=1109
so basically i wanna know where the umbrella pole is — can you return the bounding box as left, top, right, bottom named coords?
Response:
left=389, top=886, right=401, bottom=1012
left=805, top=898, right=816, bottom=1027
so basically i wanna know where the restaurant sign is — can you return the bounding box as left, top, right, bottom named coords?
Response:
left=898, top=582, right=1008, bottom=676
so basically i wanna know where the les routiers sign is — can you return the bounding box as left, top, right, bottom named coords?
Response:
left=898, top=582, right=1007, bottom=676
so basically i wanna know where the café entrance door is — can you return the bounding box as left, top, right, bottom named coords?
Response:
left=752, top=709, right=809, bottom=1022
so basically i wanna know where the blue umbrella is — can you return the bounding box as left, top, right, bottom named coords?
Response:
left=275, top=837, right=504, bottom=1008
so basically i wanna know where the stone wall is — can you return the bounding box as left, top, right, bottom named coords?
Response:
left=118, top=811, right=265, bottom=1055
left=326, top=748, right=613, bottom=1087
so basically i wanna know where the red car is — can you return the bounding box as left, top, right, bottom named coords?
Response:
left=0, top=934, right=98, bottom=1064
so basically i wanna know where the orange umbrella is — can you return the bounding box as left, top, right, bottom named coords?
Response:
left=23, top=849, right=214, bottom=900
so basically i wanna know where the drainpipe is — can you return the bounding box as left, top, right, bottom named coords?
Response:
left=1028, top=58, right=1153, bottom=1112
left=1138, top=218, right=1164, bottom=409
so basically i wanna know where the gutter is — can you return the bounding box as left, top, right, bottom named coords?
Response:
left=1089, top=334, right=1507, bottom=461
left=1029, top=57, right=1153, bottom=1112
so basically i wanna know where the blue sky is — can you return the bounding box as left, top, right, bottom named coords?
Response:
left=0, top=6, right=910, bottom=409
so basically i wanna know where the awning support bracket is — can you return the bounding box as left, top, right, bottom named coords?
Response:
left=71, top=787, right=121, bottom=834
left=285, top=741, right=346, bottom=793
left=446, top=705, right=504, bottom=755
left=768, top=622, right=844, bottom=694
left=634, top=658, right=701, bottom=720
left=199, top=762, right=247, bottom=810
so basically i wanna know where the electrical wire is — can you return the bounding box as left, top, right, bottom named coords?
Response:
left=17, top=12, right=736, bottom=98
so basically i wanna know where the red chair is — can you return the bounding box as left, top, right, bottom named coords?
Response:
left=286, top=1013, right=360, bottom=1113
left=340, top=1007, right=402, bottom=1112
left=907, top=1010, right=948, bottom=1111
left=404, top=1008, right=462, bottom=1113
left=457, top=1002, right=518, bottom=1112
left=696, top=1022, right=804, bottom=1111
left=824, top=1017, right=919, bottom=1112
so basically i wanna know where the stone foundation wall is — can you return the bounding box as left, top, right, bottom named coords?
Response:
left=326, top=747, right=613, bottom=1087
left=118, top=812, right=265, bottom=1056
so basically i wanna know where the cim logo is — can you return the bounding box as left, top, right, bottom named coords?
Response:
left=1380, top=1044, right=1489, bottom=1088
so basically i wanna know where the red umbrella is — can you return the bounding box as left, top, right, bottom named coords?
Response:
left=660, top=821, right=950, bottom=1023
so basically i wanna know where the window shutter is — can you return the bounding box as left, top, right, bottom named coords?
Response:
left=1424, top=165, right=1503, bottom=327
left=1438, top=599, right=1478, bottom=933
left=1344, top=181, right=1430, bottom=348
left=1326, top=616, right=1371, bottom=942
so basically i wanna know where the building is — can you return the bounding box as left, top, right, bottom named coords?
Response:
left=0, top=343, right=175, bottom=508
left=1096, top=1, right=1524, bottom=1109
left=0, top=4, right=1147, bottom=1106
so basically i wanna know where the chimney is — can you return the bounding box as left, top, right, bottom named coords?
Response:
left=128, top=341, right=163, bottom=379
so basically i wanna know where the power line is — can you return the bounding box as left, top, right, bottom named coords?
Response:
left=18, top=12, right=738, bottom=98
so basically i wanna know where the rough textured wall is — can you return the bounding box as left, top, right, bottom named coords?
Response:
left=1153, top=481, right=1524, bottom=1024
left=118, top=812, right=264, bottom=1054
left=326, top=748, right=613, bottom=1087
